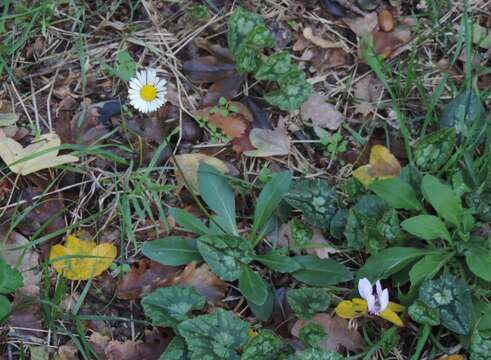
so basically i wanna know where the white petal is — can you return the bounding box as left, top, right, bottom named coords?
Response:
left=156, top=79, right=167, bottom=90
left=376, top=281, right=384, bottom=298
left=358, top=278, right=373, bottom=301
left=137, top=71, right=146, bottom=84
left=379, top=289, right=389, bottom=312
left=147, top=68, right=156, bottom=81
left=366, top=294, right=376, bottom=314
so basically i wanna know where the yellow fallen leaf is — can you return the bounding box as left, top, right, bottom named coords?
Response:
left=352, top=145, right=401, bottom=186
left=438, top=355, right=466, bottom=360
left=335, top=298, right=368, bottom=319
left=0, top=131, right=78, bottom=175
left=173, top=153, right=228, bottom=193
left=49, top=235, right=117, bottom=280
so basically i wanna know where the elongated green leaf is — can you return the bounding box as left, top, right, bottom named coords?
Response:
left=421, top=175, right=462, bottom=227
left=357, top=247, right=432, bottom=282
left=248, top=287, right=274, bottom=322
left=401, top=215, right=451, bottom=242
left=142, top=237, right=202, bottom=266
left=239, top=264, right=268, bottom=305
left=0, top=295, right=11, bottom=320
left=198, top=163, right=238, bottom=235
left=169, top=208, right=210, bottom=236
left=252, top=171, right=292, bottom=241
left=409, top=253, right=450, bottom=288
left=253, top=252, right=300, bottom=273
left=292, top=256, right=353, bottom=286
left=465, top=244, right=491, bottom=282
left=369, top=178, right=421, bottom=210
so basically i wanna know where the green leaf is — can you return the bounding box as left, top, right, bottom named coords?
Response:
left=419, top=275, right=471, bottom=335
left=287, top=349, right=346, bottom=360
left=441, top=89, right=485, bottom=140
left=252, top=171, right=292, bottom=241
left=169, top=208, right=211, bottom=236
left=253, top=252, right=300, bottom=273
left=142, top=286, right=206, bottom=327
left=465, top=244, right=491, bottom=282
left=408, top=300, right=440, bottom=326
left=0, top=257, right=22, bottom=294
left=409, top=254, right=450, bottom=289
left=0, top=295, right=11, bottom=320
left=470, top=330, right=491, bottom=360
left=227, top=7, right=266, bottom=57
left=330, top=209, right=348, bottom=240
left=102, top=51, right=136, bottom=81
left=287, top=288, right=330, bottom=319
left=235, top=46, right=262, bottom=74
left=239, top=264, right=268, bottom=306
left=244, top=24, right=273, bottom=50
left=401, top=215, right=451, bottom=242
left=159, top=336, right=190, bottom=360
left=178, top=309, right=248, bottom=360
left=292, top=255, right=353, bottom=286
left=197, top=235, right=253, bottom=281
left=264, top=72, right=312, bottom=112
left=291, top=219, right=313, bottom=249
left=369, top=178, right=421, bottom=210
left=421, top=175, right=462, bottom=227
left=241, top=330, right=284, bottom=360
left=142, top=237, right=202, bottom=266
left=198, top=163, right=238, bottom=235
left=285, top=179, right=337, bottom=230
left=248, top=287, right=274, bottom=322
left=357, top=247, right=431, bottom=282
left=255, top=52, right=295, bottom=81
left=415, top=128, right=456, bottom=172
left=298, top=323, right=326, bottom=349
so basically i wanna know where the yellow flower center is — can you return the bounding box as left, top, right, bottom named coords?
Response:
left=140, top=84, right=157, bottom=102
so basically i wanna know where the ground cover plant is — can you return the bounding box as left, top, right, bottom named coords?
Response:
left=0, top=0, right=490, bottom=359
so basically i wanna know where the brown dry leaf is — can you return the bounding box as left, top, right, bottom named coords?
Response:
left=104, top=329, right=169, bottom=360
left=89, top=332, right=110, bottom=359
left=116, top=260, right=180, bottom=300
left=353, top=75, right=384, bottom=116
left=175, top=262, right=227, bottom=302
left=173, top=153, right=229, bottom=193
left=8, top=284, right=44, bottom=339
left=244, top=119, right=290, bottom=157
left=232, top=130, right=255, bottom=156
left=183, top=56, right=236, bottom=83
left=194, top=102, right=251, bottom=139
left=201, top=74, right=245, bottom=107
left=305, top=229, right=338, bottom=259
left=303, top=27, right=343, bottom=48
left=291, top=314, right=365, bottom=352
left=343, top=12, right=378, bottom=37
left=310, top=48, right=353, bottom=71
left=57, top=344, right=79, bottom=360
left=300, top=93, right=344, bottom=130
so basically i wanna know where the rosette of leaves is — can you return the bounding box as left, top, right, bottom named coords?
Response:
left=414, top=128, right=456, bottom=172
left=0, top=257, right=23, bottom=320
left=241, top=330, right=287, bottom=360
left=142, top=286, right=206, bottom=327
left=177, top=308, right=249, bottom=360
left=227, top=8, right=311, bottom=111
left=285, top=179, right=337, bottom=230
left=419, top=275, right=471, bottom=335
left=287, top=288, right=330, bottom=319
left=343, top=195, right=400, bottom=253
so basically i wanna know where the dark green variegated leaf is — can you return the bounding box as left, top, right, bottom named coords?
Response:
left=344, top=210, right=363, bottom=250
left=441, top=90, right=485, bottom=140
left=421, top=175, right=462, bottom=227
left=287, top=288, right=330, bottom=319
left=255, top=52, right=295, bottom=81
left=401, top=215, right=451, bottom=242
left=285, top=179, right=337, bottom=230
left=235, top=46, right=261, bottom=74
left=376, top=208, right=399, bottom=242
left=470, top=331, right=491, bottom=360
left=330, top=209, right=348, bottom=240
left=241, top=330, right=284, bottom=360
left=292, top=256, right=353, bottom=286
left=0, top=257, right=22, bottom=295
left=287, top=349, right=346, bottom=360
left=197, top=235, right=253, bottom=281
left=253, top=252, right=301, bottom=273
left=239, top=264, right=268, bottom=305
left=244, top=24, right=273, bottom=50
left=142, top=286, right=206, bottom=327
left=298, top=323, right=326, bottom=349
left=415, top=128, right=456, bottom=171
left=420, top=275, right=471, bottom=335
left=408, top=300, right=440, bottom=326
left=291, top=219, right=313, bottom=249
left=159, top=336, right=190, bottom=360
left=265, top=79, right=312, bottom=112
left=227, top=7, right=265, bottom=57
left=142, top=237, right=202, bottom=266
left=369, top=178, right=421, bottom=210
left=178, top=309, right=248, bottom=360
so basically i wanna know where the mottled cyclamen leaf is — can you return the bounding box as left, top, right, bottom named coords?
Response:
left=142, top=286, right=206, bottom=327
left=265, top=71, right=312, bottom=112
left=285, top=179, right=337, bottom=230
left=227, top=7, right=266, bottom=57
left=159, top=336, right=190, bottom=360
left=298, top=323, right=327, bottom=349
left=291, top=219, right=313, bottom=249
left=408, top=300, right=440, bottom=326
left=255, top=52, right=295, bottom=81
left=470, top=331, right=491, bottom=360
left=177, top=308, right=248, bottom=360
left=415, top=128, right=456, bottom=172
left=419, top=275, right=471, bottom=335
left=287, top=288, right=331, bottom=319
left=241, top=330, right=284, bottom=360
left=287, top=348, right=346, bottom=360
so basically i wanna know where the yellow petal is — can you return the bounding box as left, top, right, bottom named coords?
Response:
left=49, top=235, right=116, bottom=280
left=353, top=145, right=401, bottom=187
left=379, top=308, right=404, bottom=327
left=335, top=298, right=368, bottom=319
left=388, top=301, right=405, bottom=313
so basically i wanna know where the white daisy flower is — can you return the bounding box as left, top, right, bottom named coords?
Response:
left=128, top=69, right=167, bottom=113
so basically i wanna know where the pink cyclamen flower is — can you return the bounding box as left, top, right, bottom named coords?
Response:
left=358, top=278, right=389, bottom=315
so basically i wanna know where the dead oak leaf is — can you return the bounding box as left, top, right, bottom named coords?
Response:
left=353, top=75, right=384, bottom=116
left=291, top=313, right=365, bottom=352
left=175, top=262, right=227, bottom=302
left=244, top=119, right=290, bottom=157
left=343, top=12, right=378, bottom=37
left=301, top=93, right=344, bottom=130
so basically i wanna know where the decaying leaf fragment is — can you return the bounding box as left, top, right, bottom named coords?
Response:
left=353, top=145, right=401, bottom=186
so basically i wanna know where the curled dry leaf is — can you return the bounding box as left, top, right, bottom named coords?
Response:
left=173, top=153, right=229, bottom=193
left=104, top=329, right=169, bottom=360
left=343, top=12, right=378, bottom=37
left=291, top=313, right=365, bottom=352
left=303, top=27, right=343, bottom=49
left=373, top=25, right=412, bottom=58
left=175, top=262, right=227, bottom=302
left=200, top=73, right=245, bottom=107
left=300, top=93, right=344, bottom=130
left=244, top=119, right=290, bottom=157
left=0, top=131, right=78, bottom=176
left=182, top=56, right=236, bottom=83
